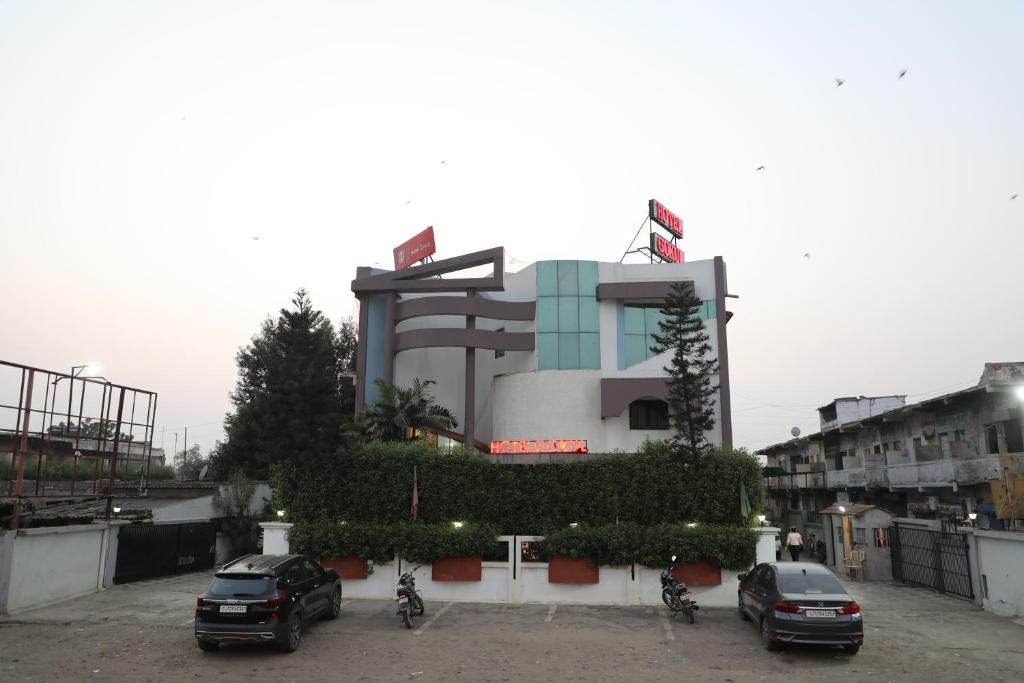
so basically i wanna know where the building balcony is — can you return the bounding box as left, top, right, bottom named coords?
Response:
left=865, top=466, right=889, bottom=488
left=766, top=472, right=826, bottom=490
left=916, top=459, right=954, bottom=484
left=825, top=468, right=865, bottom=489
left=953, top=455, right=1001, bottom=484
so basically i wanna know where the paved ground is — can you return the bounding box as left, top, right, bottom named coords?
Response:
left=2, top=571, right=1023, bottom=682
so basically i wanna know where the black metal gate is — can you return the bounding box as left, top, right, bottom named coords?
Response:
left=114, top=522, right=216, bottom=584
left=889, top=525, right=974, bottom=599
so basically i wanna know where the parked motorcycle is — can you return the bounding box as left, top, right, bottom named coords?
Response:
left=396, top=565, right=425, bottom=629
left=660, top=555, right=698, bottom=624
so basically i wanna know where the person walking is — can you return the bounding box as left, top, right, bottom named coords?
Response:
left=786, top=526, right=804, bottom=562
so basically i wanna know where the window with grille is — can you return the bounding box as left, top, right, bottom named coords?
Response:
left=629, top=400, right=669, bottom=430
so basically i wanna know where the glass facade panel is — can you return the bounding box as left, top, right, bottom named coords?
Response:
left=557, top=261, right=579, bottom=295
left=558, top=333, right=580, bottom=369
left=579, top=333, right=600, bottom=369
left=625, top=335, right=647, bottom=368
left=578, top=297, right=599, bottom=332
left=536, top=261, right=558, bottom=296
left=537, top=333, right=558, bottom=370
left=536, top=297, right=559, bottom=332
left=645, top=307, right=665, bottom=337
left=624, top=306, right=645, bottom=335
left=577, top=261, right=599, bottom=297
left=557, top=297, right=579, bottom=332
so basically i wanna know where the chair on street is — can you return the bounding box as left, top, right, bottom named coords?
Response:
left=844, top=548, right=866, bottom=581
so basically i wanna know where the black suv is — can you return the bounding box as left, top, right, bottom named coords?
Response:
left=195, top=554, right=342, bottom=653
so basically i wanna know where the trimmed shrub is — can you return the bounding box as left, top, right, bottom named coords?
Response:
left=289, top=521, right=395, bottom=564
left=395, top=522, right=501, bottom=565
left=538, top=524, right=642, bottom=567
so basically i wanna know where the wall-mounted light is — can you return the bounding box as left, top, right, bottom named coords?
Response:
left=968, top=512, right=978, bottom=521
left=1016, top=386, right=1024, bottom=401
left=687, top=522, right=697, bottom=528
left=452, top=521, right=464, bottom=529
left=838, top=505, right=847, bottom=514
left=276, top=510, right=285, bottom=518
left=569, top=522, right=579, bottom=528
left=112, top=506, right=121, bottom=514
left=757, top=514, right=767, bottom=525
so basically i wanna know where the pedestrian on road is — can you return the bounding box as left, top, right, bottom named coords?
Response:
left=786, top=526, right=804, bottom=562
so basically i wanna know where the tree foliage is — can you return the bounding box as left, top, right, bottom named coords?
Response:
left=650, top=282, right=720, bottom=464
left=354, top=379, right=457, bottom=442
left=211, top=289, right=355, bottom=479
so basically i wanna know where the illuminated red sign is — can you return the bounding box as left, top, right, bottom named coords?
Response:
left=489, top=439, right=589, bottom=455
left=650, top=233, right=683, bottom=264
left=649, top=199, right=683, bottom=239
left=393, top=226, right=437, bottom=270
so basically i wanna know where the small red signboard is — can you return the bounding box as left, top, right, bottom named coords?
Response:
left=648, top=199, right=683, bottom=239
left=650, top=233, right=683, bottom=264
left=393, top=226, right=437, bottom=270
left=489, top=439, right=588, bottom=455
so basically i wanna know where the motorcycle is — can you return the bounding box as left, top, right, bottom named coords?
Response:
left=396, top=565, right=425, bottom=629
left=659, top=555, right=699, bottom=624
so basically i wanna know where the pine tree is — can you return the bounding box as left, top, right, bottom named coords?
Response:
left=211, top=289, right=350, bottom=479
left=650, top=282, right=720, bottom=464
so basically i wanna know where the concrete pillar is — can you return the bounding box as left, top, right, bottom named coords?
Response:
left=260, top=522, right=293, bottom=555
left=756, top=527, right=780, bottom=565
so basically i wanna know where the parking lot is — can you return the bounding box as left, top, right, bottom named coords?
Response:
left=2, top=571, right=1023, bottom=682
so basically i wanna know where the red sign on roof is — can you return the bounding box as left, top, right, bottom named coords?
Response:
left=393, top=226, right=437, bottom=270
left=489, top=439, right=588, bottom=455
left=649, top=199, right=683, bottom=239
left=650, top=233, right=683, bottom=264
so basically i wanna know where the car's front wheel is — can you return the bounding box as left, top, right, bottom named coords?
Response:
left=279, top=613, right=303, bottom=653
left=325, top=587, right=342, bottom=620
left=761, top=618, right=779, bottom=651
left=844, top=644, right=861, bottom=655
left=196, top=640, right=219, bottom=653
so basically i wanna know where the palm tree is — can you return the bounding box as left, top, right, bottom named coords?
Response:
left=358, top=378, right=458, bottom=442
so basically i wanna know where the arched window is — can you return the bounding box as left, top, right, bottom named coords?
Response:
left=629, top=399, right=669, bottom=430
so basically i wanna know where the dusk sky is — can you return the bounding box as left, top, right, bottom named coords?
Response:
left=2, top=1, right=1021, bottom=454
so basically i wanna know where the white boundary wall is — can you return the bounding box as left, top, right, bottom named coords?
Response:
left=972, top=529, right=1024, bottom=619
left=263, top=524, right=778, bottom=608
left=0, top=522, right=120, bottom=615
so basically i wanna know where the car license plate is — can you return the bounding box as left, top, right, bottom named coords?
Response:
left=219, top=605, right=247, bottom=614
left=398, top=596, right=409, bottom=606
left=805, top=609, right=835, bottom=618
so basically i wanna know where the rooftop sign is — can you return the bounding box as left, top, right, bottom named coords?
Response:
left=650, top=233, right=682, bottom=264
left=648, top=199, right=683, bottom=239
left=489, top=439, right=588, bottom=455
left=393, top=226, right=437, bottom=270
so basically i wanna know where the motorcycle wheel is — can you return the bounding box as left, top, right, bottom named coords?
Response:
left=402, top=609, right=414, bottom=629
left=661, top=587, right=675, bottom=609
left=413, top=594, right=425, bottom=617
left=686, top=606, right=695, bottom=624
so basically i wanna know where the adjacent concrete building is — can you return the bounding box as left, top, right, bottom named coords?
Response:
left=352, top=247, right=733, bottom=457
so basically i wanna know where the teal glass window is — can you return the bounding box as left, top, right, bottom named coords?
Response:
left=557, top=297, right=579, bottom=332
left=537, top=261, right=558, bottom=296
left=622, top=300, right=716, bottom=368
left=535, top=261, right=601, bottom=370
left=557, top=261, right=579, bottom=296
left=558, top=333, right=580, bottom=369
left=536, top=297, right=558, bottom=333
left=578, top=297, right=599, bottom=333
left=537, top=333, right=558, bottom=370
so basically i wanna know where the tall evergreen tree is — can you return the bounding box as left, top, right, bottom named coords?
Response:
left=211, top=289, right=351, bottom=479
left=650, top=282, right=720, bottom=464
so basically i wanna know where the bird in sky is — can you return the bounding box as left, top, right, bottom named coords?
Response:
left=405, top=200, right=412, bottom=205
left=440, top=160, right=448, bottom=166
left=250, top=236, right=261, bottom=241
left=898, top=69, right=908, bottom=79
left=1012, top=194, right=1019, bottom=200
left=835, top=78, right=845, bottom=87
left=756, top=165, right=766, bottom=171
left=803, top=253, right=811, bottom=259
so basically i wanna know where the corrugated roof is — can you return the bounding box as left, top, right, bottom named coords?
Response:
left=819, top=503, right=878, bottom=516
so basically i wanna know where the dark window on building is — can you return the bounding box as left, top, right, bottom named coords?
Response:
left=629, top=400, right=669, bottom=430
left=913, top=437, right=922, bottom=448
left=893, top=440, right=902, bottom=451
left=985, top=424, right=999, bottom=454
left=820, top=404, right=837, bottom=423
left=873, top=444, right=882, bottom=454
left=1006, top=419, right=1024, bottom=454
left=494, top=328, right=505, bottom=359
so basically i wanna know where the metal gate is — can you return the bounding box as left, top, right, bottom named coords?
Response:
left=114, top=522, right=216, bottom=584
left=889, top=525, right=974, bottom=599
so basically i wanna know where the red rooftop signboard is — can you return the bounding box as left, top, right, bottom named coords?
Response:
left=393, top=226, right=437, bottom=270
left=650, top=233, right=682, bottom=264
left=489, top=439, right=589, bottom=455
left=648, top=199, right=683, bottom=239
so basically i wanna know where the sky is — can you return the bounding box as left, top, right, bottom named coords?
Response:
left=1, top=1, right=1022, bottom=455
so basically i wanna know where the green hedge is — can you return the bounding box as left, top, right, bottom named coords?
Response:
left=273, top=441, right=763, bottom=533
left=288, top=520, right=501, bottom=565
left=539, top=523, right=757, bottom=571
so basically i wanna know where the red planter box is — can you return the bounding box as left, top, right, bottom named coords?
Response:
left=670, top=560, right=722, bottom=586
left=548, top=556, right=600, bottom=584
left=321, top=556, right=369, bottom=580
left=431, top=556, right=482, bottom=582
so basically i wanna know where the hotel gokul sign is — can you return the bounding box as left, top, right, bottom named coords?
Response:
left=647, top=198, right=684, bottom=264
left=489, top=439, right=589, bottom=455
